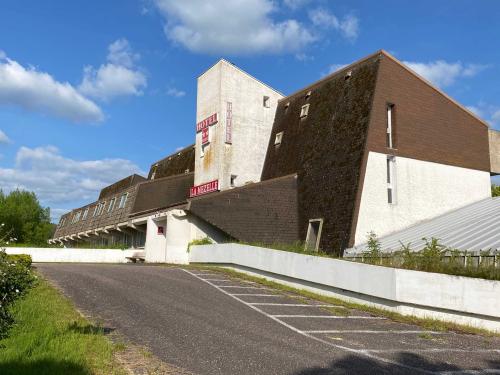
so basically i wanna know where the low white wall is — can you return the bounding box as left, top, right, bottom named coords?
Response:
left=190, top=243, right=500, bottom=332
left=5, top=247, right=143, bottom=263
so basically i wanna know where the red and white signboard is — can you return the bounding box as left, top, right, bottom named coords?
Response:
left=225, top=102, right=232, bottom=144
left=201, top=127, right=209, bottom=145
left=196, top=113, right=218, bottom=132
left=189, top=180, right=219, bottom=198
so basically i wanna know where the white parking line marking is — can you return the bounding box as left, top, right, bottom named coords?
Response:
left=304, top=330, right=443, bottom=334
left=272, top=315, right=385, bottom=319
left=365, top=349, right=500, bottom=354
left=219, top=286, right=271, bottom=289
left=183, top=269, right=433, bottom=374
left=439, top=370, right=500, bottom=375
left=229, top=293, right=283, bottom=297
left=202, top=279, right=233, bottom=282
left=249, top=303, right=341, bottom=307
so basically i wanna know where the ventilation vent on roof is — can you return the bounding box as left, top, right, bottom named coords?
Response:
left=305, top=90, right=312, bottom=99
left=284, top=102, right=290, bottom=110
left=300, top=104, right=310, bottom=118
left=345, top=70, right=352, bottom=80
left=275, top=131, right=284, bottom=146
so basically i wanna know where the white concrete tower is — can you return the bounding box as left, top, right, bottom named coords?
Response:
left=192, top=60, right=283, bottom=196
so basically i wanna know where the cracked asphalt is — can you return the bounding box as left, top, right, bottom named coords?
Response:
left=36, top=264, right=500, bottom=375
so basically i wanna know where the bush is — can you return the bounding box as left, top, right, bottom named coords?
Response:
left=0, top=227, right=36, bottom=339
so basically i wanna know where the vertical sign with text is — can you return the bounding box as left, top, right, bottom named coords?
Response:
left=225, top=102, right=232, bottom=144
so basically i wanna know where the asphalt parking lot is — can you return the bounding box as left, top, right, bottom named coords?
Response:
left=37, top=264, right=500, bottom=375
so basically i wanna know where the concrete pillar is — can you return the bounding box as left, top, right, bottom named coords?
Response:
left=144, top=216, right=167, bottom=262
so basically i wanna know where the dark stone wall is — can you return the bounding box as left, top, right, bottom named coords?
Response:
left=148, top=145, right=195, bottom=180
left=261, top=56, right=380, bottom=255
left=98, top=174, right=146, bottom=200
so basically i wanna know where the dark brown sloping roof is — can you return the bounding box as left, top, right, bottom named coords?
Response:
left=130, top=172, right=194, bottom=216
left=187, top=174, right=299, bottom=245
left=98, top=174, right=146, bottom=200
left=148, top=145, right=195, bottom=180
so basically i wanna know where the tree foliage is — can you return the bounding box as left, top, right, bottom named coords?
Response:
left=0, top=190, right=54, bottom=246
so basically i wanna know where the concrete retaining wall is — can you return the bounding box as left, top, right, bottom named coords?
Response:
left=5, top=247, right=143, bottom=263
left=190, top=243, right=500, bottom=332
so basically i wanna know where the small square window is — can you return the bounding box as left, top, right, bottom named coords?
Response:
left=300, top=104, right=310, bottom=118
left=263, top=96, right=270, bottom=108
left=274, top=131, right=284, bottom=145
left=305, top=219, right=323, bottom=251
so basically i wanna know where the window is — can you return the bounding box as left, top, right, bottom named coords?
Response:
left=108, top=198, right=115, bottom=213
left=118, top=193, right=128, bottom=209
left=82, top=208, right=89, bottom=220
left=305, top=219, right=323, bottom=251
left=230, top=174, right=237, bottom=187
left=95, top=201, right=105, bottom=216
left=263, top=96, right=270, bottom=108
left=387, top=156, right=396, bottom=204
left=151, top=165, right=158, bottom=180
left=274, top=131, right=284, bottom=146
left=72, top=211, right=81, bottom=223
left=300, top=104, right=310, bottom=118
left=59, top=217, right=65, bottom=227
left=386, top=104, right=395, bottom=148
left=93, top=205, right=99, bottom=217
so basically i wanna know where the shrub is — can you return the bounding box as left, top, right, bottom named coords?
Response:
left=187, top=237, right=213, bottom=252
left=0, top=227, right=36, bottom=339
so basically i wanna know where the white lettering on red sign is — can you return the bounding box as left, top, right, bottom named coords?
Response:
left=202, top=127, right=209, bottom=145
left=196, top=113, right=218, bottom=132
left=225, top=102, right=232, bottom=144
left=189, top=180, right=219, bottom=198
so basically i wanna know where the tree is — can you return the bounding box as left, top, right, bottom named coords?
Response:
left=0, top=189, right=52, bottom=245
left=492, top=184, right=500, bottom=197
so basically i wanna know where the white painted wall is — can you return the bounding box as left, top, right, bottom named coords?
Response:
left=5, top=247, right=143, bottom=263
left=354, top=152, right=492, bottom=245
left=195, top=60, right=283, bottom=190
left=190, top=243, right=500, bottom=332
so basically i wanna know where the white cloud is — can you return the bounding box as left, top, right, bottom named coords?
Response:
left=465, top=102, right=500, bottom=128
left=166, top=87, right=186, bottom=98
left=309, top=8, right=359, bottom=41
left=402, top=60, right=488, bottom=88
left=324, top=63, right=348, bottom=76
left=0, top=145, right=144, bottom=221
left=153, top=0, right=316, bottom=55
left=0, top=53, right=103, bottom=123
left=79, top=39, right=147, bottom=101
left=0, top=130, right=11, bottom=144
left=492, top=109, right=500, bottom=125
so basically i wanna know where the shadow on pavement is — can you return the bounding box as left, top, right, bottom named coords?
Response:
left=293, top=352, right=482, bottom=374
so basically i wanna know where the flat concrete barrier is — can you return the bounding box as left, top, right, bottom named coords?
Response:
left=5, top=247, right=144, bottom=264
left=190, top=243, right=500, bottom=332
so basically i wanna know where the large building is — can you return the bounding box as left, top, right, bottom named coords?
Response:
left=51, top=51, right=500, bottom=261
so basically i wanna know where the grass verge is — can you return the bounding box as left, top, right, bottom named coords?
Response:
left=188, top=264, right=498, bottom=337
left=0, top=276, right=126, bottom=375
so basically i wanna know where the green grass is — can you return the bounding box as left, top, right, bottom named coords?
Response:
left=0, top=277, right=125, bottom=375
left=190, top=265, right=498, bottom=337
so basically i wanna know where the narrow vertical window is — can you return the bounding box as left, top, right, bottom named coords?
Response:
left=230, top=174, right=237, bottom=187
left=386, top=104, right=395, bottom=148
left=387, top=156, right=396, bottom=204
left=263, top=96, right=270, bottom=108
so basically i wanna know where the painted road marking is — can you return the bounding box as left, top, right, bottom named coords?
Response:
left=182, top=269, right=434, bottom=374
left=364, top=349, right=500, bottom=354
left=219, top=286, right=271, bottom=290
left=272, top=315, right=385, bottom=319
left=229, top=293, right=283, bottom=297
left=249, top=303, right=342, bottom=307
left=304, top=330, right=444, bottom=334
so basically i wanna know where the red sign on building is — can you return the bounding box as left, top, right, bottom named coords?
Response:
left=201, top=127, right=209, bottom=145
left=196, top=113, right=218, bottom=132
left=189, top=180, right=219, bottom=198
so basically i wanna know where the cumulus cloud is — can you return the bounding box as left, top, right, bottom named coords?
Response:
left=0, top=145, right=144, bottom=221
left=0, top=53, right=103, bottom=123
left=323, top=63, right=348, bottom=76
left=467, top=102, right=500, bottom=128
left=153, top=0, right=316, bottom=55
left=166, top=87, right=186, bottom=98
left=283, top=0, right=310, bottom=10
left=0, top=130, right=11, bottom=144
left=79, top=39, right=147, bottom=101
left=402, top=60, right=489, bottom=88
left=309, top=8, right=359, bottom=41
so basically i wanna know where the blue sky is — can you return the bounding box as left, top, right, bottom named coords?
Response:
left=0, top=0, right=499, bottom=222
